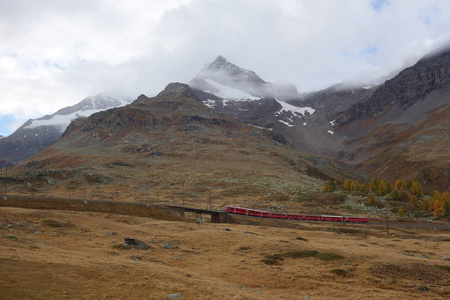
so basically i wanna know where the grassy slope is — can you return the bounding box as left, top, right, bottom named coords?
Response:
left=0, top=207, right=449, bottom=299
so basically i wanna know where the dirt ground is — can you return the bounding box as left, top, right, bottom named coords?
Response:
left=0, top=207, right=449, bottom=299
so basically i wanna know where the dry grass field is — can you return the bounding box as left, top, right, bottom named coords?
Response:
left=1, top=205, right=449, bottom=299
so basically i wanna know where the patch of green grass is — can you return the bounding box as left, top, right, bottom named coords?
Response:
left=2, top=235, right=17, bottom=241
left=238, top=246, right=251, bottom=251
left=437, top=265, right=450, bottom=273
left=260, top=258, right=282, bottom=266
left=282, top=250, right=318, bottom=258
left=442, top=238, right=450, bottom=242
left=269, top=250, right=344, bottom=261
left=314, top=252, right=344, bottom=261
left=41, top=219, right=65, bottom=228
left=295, top=236, right=308, bottom=241
left=265, top=254, right=284, bottom=260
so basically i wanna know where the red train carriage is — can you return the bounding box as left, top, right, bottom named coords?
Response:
left=344, top=216, right=370, bottom=223
left=320, top=215, right=344, bottom=222
left=269, top=212, right=285, bottom=219
left=301, top=215, right=321, bottom=221
left=285, top=214, right=300, bottom=220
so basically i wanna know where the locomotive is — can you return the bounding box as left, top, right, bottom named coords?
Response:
left=224, top=205, right=369, bottom=223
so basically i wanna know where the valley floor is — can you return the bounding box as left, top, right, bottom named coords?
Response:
left=0, top=207, right=449, bottom=299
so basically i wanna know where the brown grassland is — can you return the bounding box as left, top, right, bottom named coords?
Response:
left=0, top=204, right=449, bottom=299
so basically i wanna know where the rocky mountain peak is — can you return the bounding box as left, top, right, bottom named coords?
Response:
left=205, top=55, right=228, bottom=70
left=190, top=56, right=300, bottom=100
left=156, top=82, right=200, bottom=101
left=199, top=55, right=266, bottom=85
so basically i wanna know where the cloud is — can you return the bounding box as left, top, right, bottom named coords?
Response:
left=1, top=0, right=450, bottom=135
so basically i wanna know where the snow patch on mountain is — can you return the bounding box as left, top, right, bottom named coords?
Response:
left=25, top=94, right=128, bottom=133
left=26, top=108, right=106, bottom=132
left=204, top=79, right=260, bottom=100
left=275, top=100, right=315, bottom=116
left=278, top=120, right=295, bottom=127
left=204, top=99, right=217, bottom=108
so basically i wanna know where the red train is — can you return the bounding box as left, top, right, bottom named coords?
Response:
left=223, top=205, right=369, bottom=223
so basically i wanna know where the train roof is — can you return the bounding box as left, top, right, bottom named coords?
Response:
left=320, top=215, right=344, bottom=218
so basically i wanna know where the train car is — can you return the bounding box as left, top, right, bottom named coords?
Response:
left=301, top=215, right=321, bottom=221
left=260, top=211, right=270, bottom=218
left=251, top=210, right=264, bottom=217
left=269, top=212, right=285, bottom=219
left=320, top=215, right=344, bottom=222
left=285, top=214, right=300, bottom=220
left=245, top=209, right=255, bottom=216
left=344, top=216, right=370, bottom=223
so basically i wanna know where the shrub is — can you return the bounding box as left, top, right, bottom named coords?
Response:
left=282, top=250, right=318, bottom=258
left=238, top=246, right=251, bottom=251
left=265, top=254, right=284, bottom=260
left=295, top=236, right=308, bottom=241
left=390, top=188, right=400, bottom=200
left=314, top=252, right=344, bottom=261
left=41, top=219, right=66, bottom=228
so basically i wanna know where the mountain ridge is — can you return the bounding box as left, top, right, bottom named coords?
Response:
left=10, top=82, right=361, bottom=202
left=0, top=94, right=129, bottom=167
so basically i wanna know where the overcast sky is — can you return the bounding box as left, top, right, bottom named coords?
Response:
left=1, top=0, right=450, bottom=136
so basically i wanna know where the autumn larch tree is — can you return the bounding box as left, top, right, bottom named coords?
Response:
left=394, top=179, right=406, bottom=190
left=410, top=181, right=424, bottom=196
left=377, top=180, right=387, bottom=195
left=323, top=181, right=330, bottom=192
left=343, top=179, right=351, bottom=191
left=360, top=183, right=368, bottom=193
left=369, top=179, right=378, bottom=191
left=409, top=195, right=419, bottom=207
left=330, top=180, right=337, bottom=192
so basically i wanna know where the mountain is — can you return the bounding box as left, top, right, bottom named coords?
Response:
left=10, top=83, right=361, bottom=202
left=0, top=94, right=129, bottom=167
left=332, top=48, right=450, bottom=191
left=189, top=51, right=450, bottom=191
left=189, top=56, right=319, bottom=152
left=190, top=55, right=301, bottom=101
left=188, top=56, right=378, bottom=155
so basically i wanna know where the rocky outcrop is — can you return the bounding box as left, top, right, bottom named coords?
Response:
left=337, top=48, right=450, bottom=126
